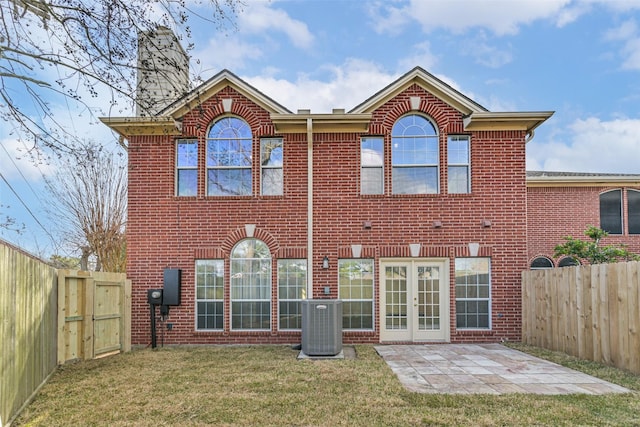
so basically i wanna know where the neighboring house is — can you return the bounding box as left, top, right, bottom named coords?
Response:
left=102, top=29, right=556, bottom=345
left=527, top=171, right=640, bottom=268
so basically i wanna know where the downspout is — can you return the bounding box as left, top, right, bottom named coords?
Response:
left=525, top=128, right=535, bottom=143
left=307, top=118, right=314, bottom=299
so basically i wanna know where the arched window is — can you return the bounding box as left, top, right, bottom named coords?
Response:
left=230, top=239, right=271, bottom=330
left=391, top=114, right=439, bottom=194
left=629, top=189, right=640, bottom=235
left=530, top=256, right=553, bottom=269
left=558, top=257, right=580, bottom=268
left=207, top=116, right=253, bottom=196
left=600, top=189, right=622, bottom=234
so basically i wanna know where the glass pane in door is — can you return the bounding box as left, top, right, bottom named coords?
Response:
left=417, top=266, right=440, bottom=330
left=385, top=266, right=407, bottom=330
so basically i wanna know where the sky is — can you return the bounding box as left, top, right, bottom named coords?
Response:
left=2, top=0, right=640, bottom=257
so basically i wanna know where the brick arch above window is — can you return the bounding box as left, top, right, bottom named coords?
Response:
left=221, top=226, right=280, bottom=257
left=530, top=255, right=554, bottom=269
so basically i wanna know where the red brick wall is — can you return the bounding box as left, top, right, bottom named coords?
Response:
left=127, top=84, right=529, bottom=346
left=527, top=186, right=640, bottom=266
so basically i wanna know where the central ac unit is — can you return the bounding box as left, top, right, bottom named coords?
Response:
left=301, top=300, right=343, bottom=356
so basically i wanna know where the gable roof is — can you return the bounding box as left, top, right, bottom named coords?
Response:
left=101, top=69, right=292, bottom=137
left=350, top=66, right=553, bottom=135
left=350, top=66, right=488, bottom=115
left=101, top=66, right=553, bottom=138
left=161, top=69, right=292, bottom=118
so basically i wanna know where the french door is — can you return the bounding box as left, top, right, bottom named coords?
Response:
left=380, top=260, right=449, bottom=342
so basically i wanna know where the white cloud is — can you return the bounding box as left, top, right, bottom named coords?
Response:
left=397, top=41, right=439, bottom=70
left=193, top=36, right=265, bottom=72
left=604, top=19, right=637, bottom=41
left=460, top=32, right=513, bottom=68
left=238, top=2, right=314, bottom=49
left=0, top=138, right=54, bottom=181
left=603, top=19, right=640, bottom=71
left=527, top=116, right=640, bottom=173
left=245, top=59, right=399, bottom=113
left=371, top=0, right=572, bottom=36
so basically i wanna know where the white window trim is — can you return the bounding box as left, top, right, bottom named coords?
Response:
left=194, top=259, right=224, bottom=331
left=338, top=258, right=375, bottom=331
left=176, top=139, right=198, bottom=197
left=447, top=135, right=471, bottom=194
left=454, top=257, right=492, bottom=331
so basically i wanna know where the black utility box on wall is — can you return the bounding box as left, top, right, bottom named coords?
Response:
left=163, top=268, right=181, bottom=306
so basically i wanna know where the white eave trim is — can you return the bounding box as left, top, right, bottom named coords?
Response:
left=527, top=175, right=640, bottom=187
left=463, top=111, right=554, bottom=133
left=99, top=116, right=182, bottom=137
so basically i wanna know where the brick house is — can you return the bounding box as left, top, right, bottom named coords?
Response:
left=102, top=29, right=562, bottom=346
left=527, top=172, right=640, bottom=268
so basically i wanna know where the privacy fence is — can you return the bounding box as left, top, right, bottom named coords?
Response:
left=522, top=260, right=640, bottom=374
left=0, top=241, right=130, bottom=427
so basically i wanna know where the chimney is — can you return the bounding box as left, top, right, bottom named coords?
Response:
left=136, top=26, right=189, bottom=116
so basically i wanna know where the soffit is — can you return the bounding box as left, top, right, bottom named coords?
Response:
left=527, top=174, right=640, bottom=187
left=99, top=116, right=181, bottom=137
left=463, top=111, right=554, bottom=133
left=270, top=112, right=372, bottom=133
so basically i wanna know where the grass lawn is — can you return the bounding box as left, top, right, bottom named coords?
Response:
left=13, top=344, right=640, bottom=426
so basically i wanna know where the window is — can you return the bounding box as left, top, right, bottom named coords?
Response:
left=558, top=257, right=580, bottom=267
left=600, top=189, right=622, bottom=234
left=207, top=117, right=252, bottom=196
left=455, top=258, right=490, bottom=329
left=338, top=259, right=374, bottom=330
left=195, top=260, right=224, bottom=330
left=176, top=140, right=198, bottom=196
left=447, top=135, right=470, bottom=194
left=629, top=189, right=640, bottom=235
left=530, top=257, right=553, bottom=269
left=230, top=239, right=271, bottom=330
left=361, top=137, right=384, bottom=194
left=391, top=114, right=439, bottom=194
left=261, top=138, right=283, bottom=195
left=277, top=259, right=307, bottom=330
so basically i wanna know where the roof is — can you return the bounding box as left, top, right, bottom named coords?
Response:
left=101, top=66, right=553, bottom=137
left=350, top=66, right=488, bottom=115
left=350, top=67, right=553, bottom=135
left=527, top=171, right=640, bottom=187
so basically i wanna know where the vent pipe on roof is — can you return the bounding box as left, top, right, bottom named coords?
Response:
left=136, top=26, right=189, bottom=116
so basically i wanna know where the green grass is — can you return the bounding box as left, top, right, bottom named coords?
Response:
left=13, top=344, right=640, bottom=426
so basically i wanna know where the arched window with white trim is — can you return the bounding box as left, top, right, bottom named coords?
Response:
left=230, top=239, right=271, bottom=330
left=391, top=114, right=439, bottom=194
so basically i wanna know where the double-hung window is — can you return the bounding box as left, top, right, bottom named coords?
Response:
left=230, top=239, right=271, bottom=330
left=391, top=114, right=439, bottom=194
left=207, top=117, right=253, bottom=196
left=195, top=260, right=224, bottom=330
left=600, top=189, right=623, bottom=234
left=361, top=137, right=384, bottom=194
left=339, top=259, right=374, bottom=330
left=447, top=135, right=470, bottom=194
left=277, top=259, right=307, bottom=330
left=455, top=258, right=491, bottom=329
left=261, top=138, right=283, bottom=195
left=176, top=140, right=198, bottom=196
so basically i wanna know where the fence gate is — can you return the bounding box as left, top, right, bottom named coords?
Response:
left=57, top=270, right=131, bottom=364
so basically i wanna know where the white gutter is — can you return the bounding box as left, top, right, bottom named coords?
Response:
left=307, top=118, right=313, bottom=299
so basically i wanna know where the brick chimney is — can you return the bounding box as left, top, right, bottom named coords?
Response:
left=136, top=26, right=189, bottom=116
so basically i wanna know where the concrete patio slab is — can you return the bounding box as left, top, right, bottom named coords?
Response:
left=375, top=344, right=630, bottom=395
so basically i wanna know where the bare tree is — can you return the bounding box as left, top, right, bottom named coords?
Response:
left=0, top=0, right=241, bottom=153
left=45, top=141, right=127, bottom=272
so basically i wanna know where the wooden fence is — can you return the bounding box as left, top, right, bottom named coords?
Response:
left=0, top=242, right=57, bottom=427
left=0, top=241, right=130, bottom=426
left=522, top=260, right=640, bottom=374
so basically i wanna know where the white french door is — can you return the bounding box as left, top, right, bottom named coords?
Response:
left=380, top=260, right=449, bottom=342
